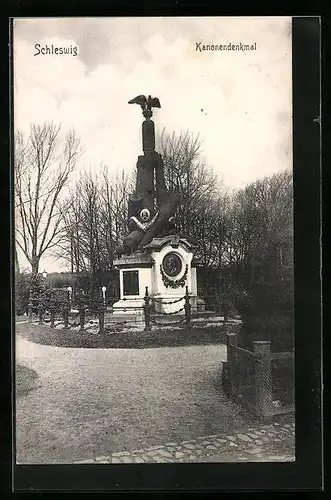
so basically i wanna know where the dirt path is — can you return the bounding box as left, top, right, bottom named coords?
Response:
left=15, top=329, right=252, bottom=464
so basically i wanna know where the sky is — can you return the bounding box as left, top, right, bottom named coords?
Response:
left=13, top=16, right=292, bottom=272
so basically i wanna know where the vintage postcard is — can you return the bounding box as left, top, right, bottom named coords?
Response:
left=13, top=17, right=296, bottom=468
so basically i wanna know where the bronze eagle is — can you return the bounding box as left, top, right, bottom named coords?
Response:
left=128, top=95, right=161, bottom=111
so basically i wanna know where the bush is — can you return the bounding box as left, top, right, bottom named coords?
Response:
left=47, top=272, right=76, bottom=289
left=15, top=273, right=30, bottom=315
left=15, top=272, right=54, bottom=316
left=238, top=313, right=293, bottom=351
left=15, top=272, right=43, bottom=315
left=235, top=258, right=293, bottom=352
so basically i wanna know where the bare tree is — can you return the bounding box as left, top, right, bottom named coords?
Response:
left=56, top=181, right=87, bottom=273
left=158, top=129, right=230, bottom=292
left=14, top=123, right=81, bottom=274
left=55, top=167, right=131, bottom=276
left=158, top=129, right=219, bottom=235
left=226, top=170, right=293, bottom=288
left=226, top=171, right=294, bottom=350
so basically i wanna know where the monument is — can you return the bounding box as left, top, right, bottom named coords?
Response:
left=113, top=95, right=205, bottom=316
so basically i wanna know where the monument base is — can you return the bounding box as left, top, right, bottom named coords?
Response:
left=113, top=235, right=205, bottom=316
left=112, top=299, right=145, bottom=316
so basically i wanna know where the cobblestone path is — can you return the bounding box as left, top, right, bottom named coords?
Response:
left=74, top=420, right=295, bottom=463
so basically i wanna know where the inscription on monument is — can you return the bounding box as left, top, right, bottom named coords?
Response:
left=123, top=270, right=139, bottom=296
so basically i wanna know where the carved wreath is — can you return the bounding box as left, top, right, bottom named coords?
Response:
left=160, top=264, right=188, bottom=289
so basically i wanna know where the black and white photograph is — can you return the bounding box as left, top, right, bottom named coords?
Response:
left=13, top=16, right=295, bottom=466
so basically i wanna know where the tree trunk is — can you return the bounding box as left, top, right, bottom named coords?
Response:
left=31, top=257, right=39, bottom=275
left=15, top=246, right=20, bottom=274
left=70, top=233, right=74, bottom=274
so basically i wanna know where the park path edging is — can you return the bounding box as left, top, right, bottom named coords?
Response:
left=74, top=421, right=295, bottom=464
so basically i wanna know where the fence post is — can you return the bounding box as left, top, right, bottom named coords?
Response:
left=63, top=307, right=69, bottom=329
left=50, top=300, right=55, bottom=328
left=50, top=309, right=55, bottom=328
left=223, top=297, right=230, bottom=323
left=63, top=293, right=70, bottom=329
left=184, top=286, right=191, bottom=328
left=79, top=303, right=85, bottom=331
left=226, top=333, right=238, bottom=397
left=102, top=286, right=107, bottom=309
left=98, top=310, right=105, bottom=337
left=38, top=295, right=43, bottom=325
left=143, top=286, right=151, bottom=332
left=28, top=289, right=33, bottom=323
left=67, top=286, right=72, bottom=311
left=98, top=297, right=106, bottom=338
left=253, top=340, right=272, bottom=418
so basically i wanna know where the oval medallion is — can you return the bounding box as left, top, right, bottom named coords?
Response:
left=162, top=252, right=183, bottom=277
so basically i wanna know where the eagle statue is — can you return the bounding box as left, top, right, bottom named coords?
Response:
left=128, top=94, right=161, bottom=111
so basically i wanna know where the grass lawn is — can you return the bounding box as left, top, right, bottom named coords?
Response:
left=17, top=322, right=234, bottom=349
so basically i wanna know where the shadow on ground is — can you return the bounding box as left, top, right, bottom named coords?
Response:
left=17, top=322, right=229, bottom=349
left=16, top=364, right=39, bottom=397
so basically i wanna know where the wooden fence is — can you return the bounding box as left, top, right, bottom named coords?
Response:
left=27, top=285, right=233, bottom=336
left=28, top=288, right=107, bottom=337
left=223, top=333, right=294, bottom=419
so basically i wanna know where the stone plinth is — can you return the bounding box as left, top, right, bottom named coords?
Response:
left=113, top=235, right=205, bottom=316
left=145, top=236, right=197, bottom=314
left=112, top=253, right=153, bottom=316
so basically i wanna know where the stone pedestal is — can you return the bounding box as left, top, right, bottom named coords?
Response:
left=112, top=253, right=153, bottom=317
left=113, top=235, right=205, bottom=316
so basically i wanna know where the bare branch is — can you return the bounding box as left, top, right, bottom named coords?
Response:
left=14, top=122, right=81, bottom=273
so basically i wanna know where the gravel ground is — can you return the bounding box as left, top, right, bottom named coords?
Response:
left=15, top=327, right=253, bottom=464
